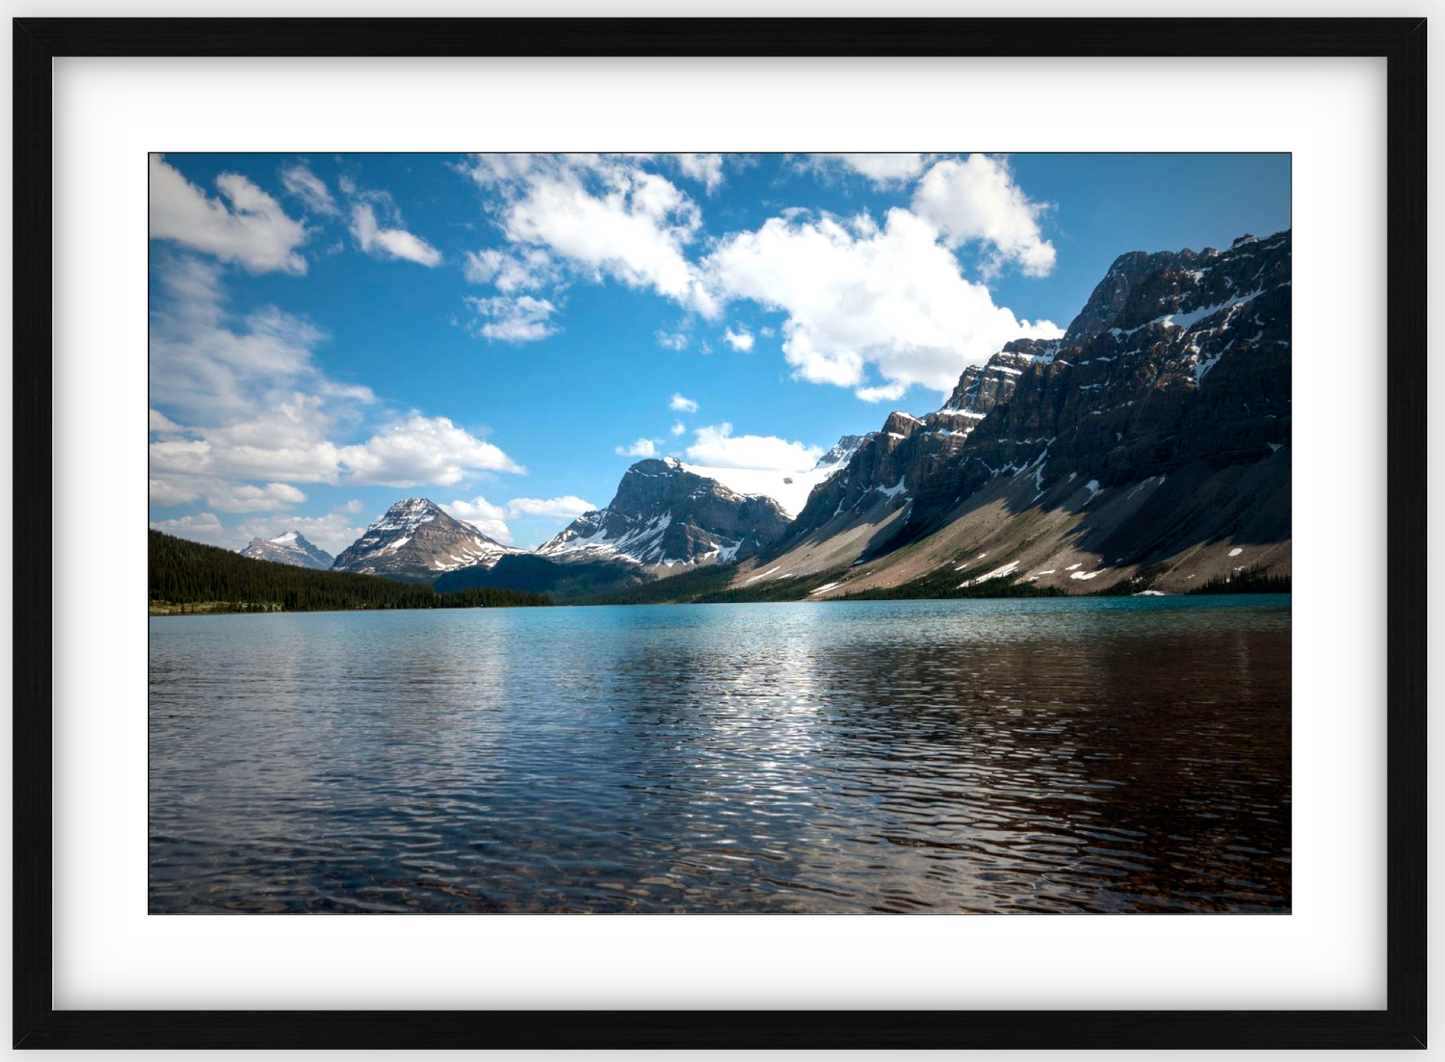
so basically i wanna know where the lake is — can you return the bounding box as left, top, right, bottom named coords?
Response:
left=149, top=595, right=1290, bottom=914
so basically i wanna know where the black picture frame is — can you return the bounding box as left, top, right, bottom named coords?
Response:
left=12, top=16, right=1426, bottom=1050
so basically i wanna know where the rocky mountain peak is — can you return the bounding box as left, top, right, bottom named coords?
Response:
left=813, top=435, right=870, bottom=470
left=331, top=498, right=517, bottom=583
left=238, top=530, right=335, bottom=571
left=538, top=458, right=790, bottom=569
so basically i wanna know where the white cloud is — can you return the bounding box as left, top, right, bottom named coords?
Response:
left=350, top=202, right=443, bottom=267
left=148, top=257, right=344, bottom=419
left=807, top=153, right=930, bottom=186
left=465, top=294, right=559, bottom=343
left=148, top=263, right=526, bottom=507
left=670, top=153, right=726, bottom=192
left=655, top=330, right=689, bottom=351
left=149, top=408, right=184, bottom=433
left=671, top=421, right=686, bottom=436
left=669, top=393, right=699, bottom=413
left=723, top=326, right=755, bottom=352
left=340, top=415, right=526, bottom=486
left=615, top=438, right=659, bottom=458
left=337, top=499, right=365, bottom=514
left=855, top=382, right=908, bottom=404
left=911, top=155, right=1056, bottom=277
left=704, top=206, right=1061, bottom=400
left=280, top=164, right=339, bottom=216
left=149, top=154, right=309, bottom=274
left=204, top=481, right=307, bottom=513
left=685, top=423, right=823, bottom=471
left=149, top=511, right=229, bottom=546
left=443, top=496, right=599, bottom=541
left=462, top=154, right=717, bottom=316
left=444, top=496, right=513, bottom=543
left=505, top=496, right=598, bottom=519
left=463, top=246, right=560, bottom=292
left=149, top=477, right=200, bottom=506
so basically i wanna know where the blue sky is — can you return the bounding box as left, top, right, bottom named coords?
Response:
left=148, top=152, right=1289, bottom=553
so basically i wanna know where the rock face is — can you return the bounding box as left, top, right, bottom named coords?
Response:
left=538, top=457, right=791, bottom=569
left=238, top=530, right=334, bottom=570
left=759, top=229, right=1291, bottom=594
left=331, top=498, right=518, bottom=583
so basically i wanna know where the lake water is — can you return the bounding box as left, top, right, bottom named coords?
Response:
left=149, top=596, right=1290, bottom=914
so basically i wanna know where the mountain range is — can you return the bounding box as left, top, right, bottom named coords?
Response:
left=235, top=229, right=1291, bottom=601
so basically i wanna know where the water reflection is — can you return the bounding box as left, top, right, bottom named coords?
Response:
left=149, top=596, right=1290, bottom=913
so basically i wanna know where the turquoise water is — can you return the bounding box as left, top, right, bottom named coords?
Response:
left=149, top=595, right=1291, bottom=913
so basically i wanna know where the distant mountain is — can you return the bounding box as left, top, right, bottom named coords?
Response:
left=149, top=529, right=549, bottom=614
left=732, top=229, right=1292, bottom=598
left=331, top=498, right=519, bottom=584
left=537, top=457, right=790, bottom=569
left=238, top=530, right=334, bottom=570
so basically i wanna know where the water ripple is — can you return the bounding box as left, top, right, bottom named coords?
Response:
left=149, top=596, right=1291, bottom=913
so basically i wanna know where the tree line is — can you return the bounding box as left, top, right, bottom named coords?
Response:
left=149, top=530, right=550, bottom=613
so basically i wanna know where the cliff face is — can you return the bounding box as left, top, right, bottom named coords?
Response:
left=747, top=230, right=1291, bottom=596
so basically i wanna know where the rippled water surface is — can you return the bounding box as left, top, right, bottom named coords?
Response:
left=150, top=596, right=1290, bottom=913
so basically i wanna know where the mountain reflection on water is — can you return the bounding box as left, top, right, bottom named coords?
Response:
left=149, top=596, right=1290, bottom=913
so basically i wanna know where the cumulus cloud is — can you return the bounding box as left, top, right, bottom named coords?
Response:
left=339, top=415, right=526, bottom=486
left=443, top=494, right=600, bottom=543
left=685, top=423, right=823, bottom=471
left=463, top=246, right=560, bottom=292
left=615, top=438, right=659, bottom=458
left=671, top=421, right=686, bottom=436
left=350, top=201, right=443, bottom=267
left=704, top=206, right=1061, bottom=400
left=149, top=408, right=184, bottom=433
left=504, top=496, right=597, bottom=518
left=149, top=477, right=200, bottom=506
left=462, top=154, right=717, bottom=316
left=280, top=164, right=339, bottom=216
left=669, top=393, right=699, bottom=413
left=465, top=294, right=559, bottom=343
left=911, top=155, right=1056, bottom=277
left=454, top=153, right=1059, bottom=401
left=806, top=153, right=930, bottom=186
left=445, top=496, right=513, bottom=543
left=204, top=481, right=307, bottom=513
left=149, top=154, right=309, bottom=274
left=723, top=326, right=755, bottom=352
left=670, top=153, right=726, bottom=192
left=148, top=263, right=526, bottom=516
left=855, top=382, right=908, bottom=404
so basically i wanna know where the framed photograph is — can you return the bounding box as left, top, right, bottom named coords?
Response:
left=14, top=15, right=1426, bottom=1051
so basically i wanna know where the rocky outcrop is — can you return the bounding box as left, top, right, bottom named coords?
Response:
left=538, top=457, right=790, bottom=569
left=331, top=498, right=518, bottom=583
